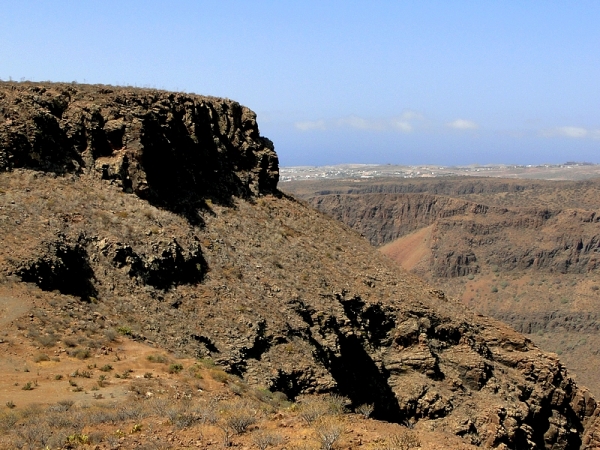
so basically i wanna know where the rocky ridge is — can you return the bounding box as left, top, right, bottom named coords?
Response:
left=0, top=81, right=278, bottom=217
left=1, top=83, right=600, bottom=449
left=291, top=187, right=600, bottom=278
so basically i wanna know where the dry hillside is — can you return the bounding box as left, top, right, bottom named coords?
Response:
left=283, top=177, right=600, bottom=401
left=1, top=82, right=600, bottom=449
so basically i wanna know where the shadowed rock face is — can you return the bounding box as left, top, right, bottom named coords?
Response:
left=0, top=82, right=279, bottom=218
left=1, top=83, right=600, bottom=449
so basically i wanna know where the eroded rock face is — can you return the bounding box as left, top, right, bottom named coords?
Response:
left=0, top=82, right=279, bottom=212
left=305, top=192, right=600, bottom=277
left=1, top=83, right=600, bottom=449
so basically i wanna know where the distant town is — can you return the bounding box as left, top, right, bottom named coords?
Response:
left=280, top=162, right=600, bottom=182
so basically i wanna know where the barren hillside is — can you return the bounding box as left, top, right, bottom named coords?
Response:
left=1, top=82, right=600, bottom=449
left=283, top=177, right=600, bottom=401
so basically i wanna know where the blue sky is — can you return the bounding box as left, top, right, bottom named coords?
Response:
left=2, top=1, right=599, bottom=166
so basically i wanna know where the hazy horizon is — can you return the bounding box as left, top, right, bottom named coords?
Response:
left=2, top=1, right=599, bottom=167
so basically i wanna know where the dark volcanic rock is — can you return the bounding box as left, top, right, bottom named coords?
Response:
left=0, top=82, right=279, bottom=217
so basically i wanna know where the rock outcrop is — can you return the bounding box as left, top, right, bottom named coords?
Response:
left=1, top=83, right=600, bottom=449
left=0, top=82, right=279, bottom=217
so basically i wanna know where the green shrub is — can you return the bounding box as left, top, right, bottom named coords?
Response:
left=117, top=326, right=132, bottom=336
left=147, top=354, right=168, bottom=364
left=70, top=348, right=91, bottom=359
left=168, top=363, right=184, bottom=374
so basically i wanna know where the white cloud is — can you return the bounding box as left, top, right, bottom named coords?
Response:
left=400, top=110, right=425, bottom=121
left=541, top=126, right=600, bottom=139
left=447, top=119, right=478, bottom=130
left=337, top=115, right=386, bottom=131
left=294, top=111, right=426, bottom=133
left=391, top=120, right=413, bottom=132
left=555, top=126, right=588, bottom=138
left=294, top=120, right=326, bottom=131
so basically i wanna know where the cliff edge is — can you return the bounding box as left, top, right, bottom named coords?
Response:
left=0, top=82, right=278, bottom=217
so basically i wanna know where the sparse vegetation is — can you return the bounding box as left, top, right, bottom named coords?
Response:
left=34, top=353, right=50, bottom=362
left=0, top=83, right=598, bottom=449
left=380, top=431, right=422, bottom=450
left=356, top=403, right=374, bottom=418
left=117, top=326, right=133, bottom=336
left=146, top=354, right=168, bottom=364
left=252, top=430, right=282, bottom=450
left=168, top=363, right=184, bottom=374
left=315, top=418, right=344, bottom=450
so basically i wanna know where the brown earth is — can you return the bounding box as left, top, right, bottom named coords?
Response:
left=1, top=82, right=600, bottom=449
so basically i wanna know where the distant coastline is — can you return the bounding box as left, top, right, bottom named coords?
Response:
left=280, top=162, right=600, bottom=182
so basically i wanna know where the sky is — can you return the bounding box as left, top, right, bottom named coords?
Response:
left=1, top=1, right=599, bottom=166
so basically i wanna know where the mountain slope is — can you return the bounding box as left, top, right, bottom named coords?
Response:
left=283, top=178, right=600, bottom=402
left=1, top=82, right=600, bottom=449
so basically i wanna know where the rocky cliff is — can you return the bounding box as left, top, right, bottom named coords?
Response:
left=284, top=177, right=600, bottom=404
left=0, top=82, right=279, bottom=218
left=1, top=83, right=600, bottom=449
left=299, top=192, right=600, bottom=278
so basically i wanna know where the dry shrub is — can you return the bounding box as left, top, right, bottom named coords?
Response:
left=379, top=431, right=422, bottom=450
left=115, top=402, right=145, bottom=422
left=20, top=403, right=43, bottom=418
left=157, top=397, right=198, bottom=429
left=210, top=368, right=230, bottom=383
left=298, top=394, right=347, bottom=425
left=17, top=423, right=52, bottom=450
left=219, top=399, right=259, bottom=437
left=315, top=417, right=344, bottom=450
left=194, top=400, right=218, bottom=424
left=104, top=328, right=118, bottom=342
left=128, top=378, right=154, bottom=398
left=37, top=333, right=58, bottom=347
left=0, top=412, right=18, bottom=433
left=88, top=408, right=117, bottom=425
left=253, top=388, right=289, bottom=409
left=252, top=430, right=283, bottom=450
left=149, top=397, right=170, bottom=416
left=356, top=403, right=374, bottom=418
left=34, top=353, right=50, bottom=362
left=63, top=337, right=78, bottom=348
left=48, top=399, right=74, bottom=412
left=172, top=411, right=199, bottom=429
left=226, top=410, right=257, bottom=434
left=69, top=347, right=91, bottom=359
